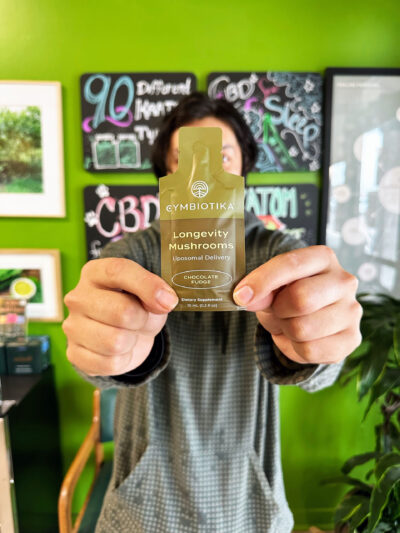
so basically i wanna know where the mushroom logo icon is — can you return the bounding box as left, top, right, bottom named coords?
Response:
left=191, top=181, right=208, bottom=198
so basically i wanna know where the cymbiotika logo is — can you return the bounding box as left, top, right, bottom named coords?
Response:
left=191, top=181, right=208, bottom=198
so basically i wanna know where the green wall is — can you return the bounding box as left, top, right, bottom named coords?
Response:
left=0, top=0, right=399, bottom=528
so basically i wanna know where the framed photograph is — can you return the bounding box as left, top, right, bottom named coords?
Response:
left=0, top=81, right=65, bottom=217
left=0, top=249, right=63, bottom=321
left=321, top=68, right=400, bottom=298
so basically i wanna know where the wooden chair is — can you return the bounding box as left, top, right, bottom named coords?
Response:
left=58, top=388, right=117, bottom=533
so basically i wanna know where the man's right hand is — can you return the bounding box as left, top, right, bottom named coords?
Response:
left=62, top=258, right=178, bottom=376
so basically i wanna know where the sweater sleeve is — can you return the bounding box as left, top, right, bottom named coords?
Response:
left=73, top=226, right=171, bottom=389
left=254, top=326, right=343, bottom=392
left=73, top=327, right=171, bottom=389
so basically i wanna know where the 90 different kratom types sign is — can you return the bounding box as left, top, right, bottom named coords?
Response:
left=80, top=73, right=196, bottom=173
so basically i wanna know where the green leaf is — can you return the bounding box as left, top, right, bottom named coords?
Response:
left=373, top=522, right=396, bottom=532
left=394, top=315, right=400, bottom=365
left=363, top=369, right=400, bottom=420
left=368, top=465, right=400, bottom=532
left=334, top=492, right=370, bottom=525
left=0, top=268, right=22, bottom=281
left=347, top=498, right=370, bottom=530
left=357, top=342, right=392, bottom=401
left=322, top=475, right=372, bottom=493
left=341, top=452, right=380, bottom=475
left=374, top=453, right=400, bottom=481
left=340, top=371, right=360, bottom=388
left=376, top=424, right=383, bottom=453
left=366, top=468, right=374, bottom=481
left=340, top=343, right=369, bottom=376
left=0, top=268, right=23, bottom=291
left=388, top=422, right=400, bottom=452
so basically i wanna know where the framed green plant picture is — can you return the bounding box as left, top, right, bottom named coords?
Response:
left=0, top=81, right=65, bottom=217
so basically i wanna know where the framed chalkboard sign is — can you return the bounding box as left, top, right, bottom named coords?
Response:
left=80, top=73, right=196, bottom=173
left=207, top=72, right=322, bottom=173
left=84, top=185, right=159, bottom=260
left=245, top=184, right=319, bottom=245
left=321, top=68, right=400, bottom=298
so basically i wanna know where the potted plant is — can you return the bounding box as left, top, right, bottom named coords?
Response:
left=323, top=293, right=400, bottom=533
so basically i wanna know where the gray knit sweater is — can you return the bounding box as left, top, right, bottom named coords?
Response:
left=78, top=212, right=342, bottom=533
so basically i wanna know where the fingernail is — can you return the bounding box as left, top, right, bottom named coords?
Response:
left=233, top=285, right=254, bottom=306
left=155, top=289, right=179, bottom=310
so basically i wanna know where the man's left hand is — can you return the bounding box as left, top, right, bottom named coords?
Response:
left=233, top=246, right=363, bottom=365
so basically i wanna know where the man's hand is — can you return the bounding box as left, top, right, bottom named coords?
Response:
left=233, top=246, right=362, bottom=365
left=63, top=258, right=178, bottom=376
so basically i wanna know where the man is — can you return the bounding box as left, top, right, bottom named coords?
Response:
left=63, top=92, right=362, bottom=532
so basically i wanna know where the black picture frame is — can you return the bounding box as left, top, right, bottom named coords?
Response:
left=321, top=67, right=400, bottom=298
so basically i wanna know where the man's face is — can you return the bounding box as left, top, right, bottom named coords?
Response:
left=166, top=116, right=243, bottom=176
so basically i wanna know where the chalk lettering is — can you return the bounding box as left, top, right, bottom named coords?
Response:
left=84, top=75, right=134, bottom=129
left=136, top=77, right=192, bottom=96
left=96, top=197, right=121, bottom=238
left=208, top=74, right=258, bottom=102
left=264, top=95, right=319, bottom=149
left=118, top=196, right=143, bottom=232
left=134, top=98, right=177, bottom=120
left=95, top=194, right=159, bottom=237
left=133, top=124, right=159, bottom=145
left=245, top=186, right=298, bottom=218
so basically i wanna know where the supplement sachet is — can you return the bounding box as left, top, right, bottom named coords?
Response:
left=159, top=127, right=245, bottom=311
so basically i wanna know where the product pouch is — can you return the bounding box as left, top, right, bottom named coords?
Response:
left=159, top=127, right=245, bottom=311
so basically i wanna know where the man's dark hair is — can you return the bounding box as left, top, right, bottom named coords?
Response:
left=151, top=91, right=258, bottom=178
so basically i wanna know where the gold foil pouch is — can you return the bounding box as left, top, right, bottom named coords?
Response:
left=159, top=127, right=245, bottom=311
